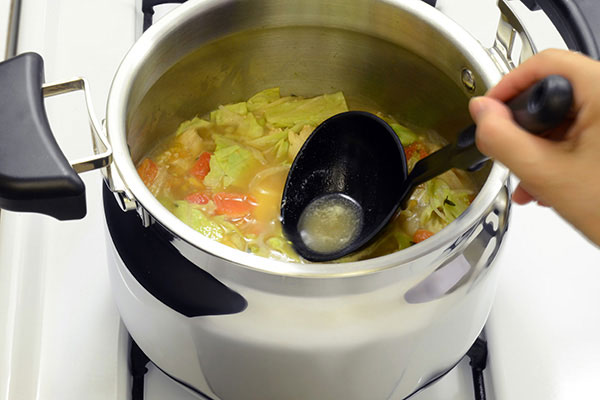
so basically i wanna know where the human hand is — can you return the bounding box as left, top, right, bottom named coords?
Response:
left=468, top=49, right=600, bottom=246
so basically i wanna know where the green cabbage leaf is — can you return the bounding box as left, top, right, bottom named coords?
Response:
left=247, top=87, right=281, bottom=112
left=174, top=116, right=211, bottom=136
left=420, top=179, right=472, bottom=227
left=263, top=92, right=348, bottom=128
left=390, top=123, right=418, bottom=146
left=173, top=201, right=224, bottom=240
left=203, top=135, right=259, bottom=189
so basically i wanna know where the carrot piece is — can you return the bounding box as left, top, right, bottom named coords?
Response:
left=190, top=152, right=212, bottom=180
left=413, top=229, right=434, bottom=243
left=404, top=143, right=428, bottom=160
left=214, top=192, right=257, bottom=218
left=137, top=158, right=158, bottom=186
left=185, top=192, right=210, bottom=205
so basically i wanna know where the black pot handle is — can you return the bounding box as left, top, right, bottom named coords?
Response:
left=0, top=53, right=111, bottom=220
left=518, top=0, right=600, bottom=59
left=103, top=183, right=248, bottom=318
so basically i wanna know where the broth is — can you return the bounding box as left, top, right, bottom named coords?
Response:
left=298, top=194, right=363, bottom=254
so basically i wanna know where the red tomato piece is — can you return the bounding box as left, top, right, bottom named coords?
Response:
left=190, top=152, right=212, bottom=180
left=137, top=158, right=158, bottom=186
left=214, top=192, right=257, bottom=218
left=404, top=143, right=428, bottom=160
left=185, top=192, right=210, bottom=205
left=413, top=229, right=434, bottom=243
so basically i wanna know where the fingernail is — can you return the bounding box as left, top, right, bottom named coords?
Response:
left=469, top=97, right=488, bottom=122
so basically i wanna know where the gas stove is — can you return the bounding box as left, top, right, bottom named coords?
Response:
left=1, top=1, right=599, bottom=400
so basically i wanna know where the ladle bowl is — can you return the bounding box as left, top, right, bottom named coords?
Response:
left=281, top=75, right=573, bottom=262
left=280, top=111, right=407, bottom=261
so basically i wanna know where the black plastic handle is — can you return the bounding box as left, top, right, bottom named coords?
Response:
left=507, top=74, right=573, bottom=133
left=0, top=53, right=86, bottom=220
left=103, top=183, right=248, bottom=318
left=454, top=74, right=573, bottom=170
left=403, top=75, right=573, bottom=200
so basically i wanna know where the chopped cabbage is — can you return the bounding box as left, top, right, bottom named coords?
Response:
left=287, top=125, right=314, bottom=161
left=246, top=129, right=288, bottom=150
left=266, top=236, right=300, bottom=262
left=174, top=129, right=203, bottom=156
left=174, top=116, right=211, bottom=136
left=203, top=136, right=259, bottom=189
left=263, top=92, right=348, bottom=128
left=211, top=104, right=264, bottom=138
left=394, top=231, right=413, bottom=249
left=420, top=179, right=472, bottom=226
left=210, top=102, right=248, bottom=122
left=173, top=201, right=224, bottom=240
left=390, top=123, right=418, bottom=146
left=274, top=137, right=289, bottom=160
left=247, top=87, right=281, bottom=112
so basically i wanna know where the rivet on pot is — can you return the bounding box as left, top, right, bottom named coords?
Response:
left=461, top=68, right=476, bottom=92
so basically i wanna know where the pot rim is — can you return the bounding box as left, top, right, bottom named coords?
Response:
left=105, top=0, right=509, bottom=278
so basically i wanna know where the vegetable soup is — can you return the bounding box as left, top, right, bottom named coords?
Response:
left=137, top=88, right=477, bottom=262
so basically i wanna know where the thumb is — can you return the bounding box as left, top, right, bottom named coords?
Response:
left=468, top=96, right=559, bottom=183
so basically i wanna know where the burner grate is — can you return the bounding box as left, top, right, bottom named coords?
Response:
left=467, top=338, right=489, bottom=400
left=141, top=0, right=188, bottom=31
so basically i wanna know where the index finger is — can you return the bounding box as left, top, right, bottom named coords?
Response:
left=486, top=49, right=600, bottom=111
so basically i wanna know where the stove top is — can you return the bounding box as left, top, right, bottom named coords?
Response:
left=1, top=1, right=599, bottom=400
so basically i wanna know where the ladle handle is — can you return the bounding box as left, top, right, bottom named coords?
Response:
left=508, top=74, right=573, bottom=133
left=455, top=74, right=574, bottom=170
left=403, top=75, right=573, bottom=201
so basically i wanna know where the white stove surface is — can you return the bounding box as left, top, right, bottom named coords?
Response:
left=0, top=0, right=11, bottom=58
left=0, top=1, right=599, bottom=400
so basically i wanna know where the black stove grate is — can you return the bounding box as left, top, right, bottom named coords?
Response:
left=141, top=0, right=188, bottom=31
left=467, top=338, right=489, bottom=400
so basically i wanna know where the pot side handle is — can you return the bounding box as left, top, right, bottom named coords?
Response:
left=0, top=53, right=111, bottom=220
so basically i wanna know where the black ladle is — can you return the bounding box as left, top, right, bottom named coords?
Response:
left=281, top=75, right=573, bottom=262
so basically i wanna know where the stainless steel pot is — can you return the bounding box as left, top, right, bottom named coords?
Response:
left=0, top=0, right=557, bottom=399
left=104, top=1, right=525, bottom=399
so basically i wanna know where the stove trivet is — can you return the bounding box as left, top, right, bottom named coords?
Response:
left=142, top=0, right=188, bottom=32
left=467, top=338, right=488, bottom=400
left=129, top=337, right=489, bottom=400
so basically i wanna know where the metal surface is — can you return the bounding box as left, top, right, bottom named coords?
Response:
left=3, top=0, right=20, bottom=59
left=100, top=0, right=515, bottom=398
left=42, top=78, right=112, bottom=174
left=495, top=0, right=538, bottom=68
left=106, top=0, right=508, bottom=277
left=461, top=67, right=477, bottom=91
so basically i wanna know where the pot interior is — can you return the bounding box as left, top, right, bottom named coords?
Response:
left=115, top=0, right=505, bottom=271
left=125, top=0, right=494, bottom=190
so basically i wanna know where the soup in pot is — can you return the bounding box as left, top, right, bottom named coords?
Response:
left=137, top=88, right=477, bottom=262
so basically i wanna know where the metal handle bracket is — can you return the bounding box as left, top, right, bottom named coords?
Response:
left=488, top=0, right=539, bottom=72
left=42, top=78, right=112, bottom=174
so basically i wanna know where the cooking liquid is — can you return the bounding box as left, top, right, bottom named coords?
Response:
left=298, top=194, right=363, bottom=254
